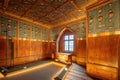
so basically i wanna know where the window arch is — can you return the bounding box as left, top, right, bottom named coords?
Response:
left=56, top=28, right=76, bottom=53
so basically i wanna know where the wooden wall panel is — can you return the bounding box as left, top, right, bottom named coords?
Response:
left=76, top=39, right=86, bottom=65
left=86, top=0, right=120, bottom=79
left=87, top=63, right=118, bottom=80
left=42, top=42, right=50, bottom=58
left=31, top=41, right=41, bottom=55
left=14, top=57, right=27, bottom=65
left=87, top=35, right=119, bottom=79
left=88, top=35, right=119, bottom=67
left=0, top=37, right=6, bottom=60
left=0, top=39, right=50, bottom=67
left=18, top=40, right=30, bottom=57
left=0, top=60, right=6, bottom=66
left=49, top=42, right=56, bottom=59
left=13, top=39, right=18, bottom=58
left=77, top=39, right=86, bottom=57
left=49, top=42, right=56, bottom=53
left=0, top=38, right=18, bottom=66
left=0, top=15, right=50, bottom=67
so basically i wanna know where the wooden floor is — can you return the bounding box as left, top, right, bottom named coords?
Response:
left=64, top=63, right=95, bottom=80
left=0, top=61, right=65, bottom=80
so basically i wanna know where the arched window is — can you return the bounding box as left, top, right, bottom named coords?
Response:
left=56, top=28, right=75, bottom=53
left=64, top=35, right=74, bottom=52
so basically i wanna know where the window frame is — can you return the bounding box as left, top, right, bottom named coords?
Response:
left=64, top=34, right=74, bottom=52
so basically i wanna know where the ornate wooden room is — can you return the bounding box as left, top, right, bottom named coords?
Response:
left=0, top=0, right=119, bottom=80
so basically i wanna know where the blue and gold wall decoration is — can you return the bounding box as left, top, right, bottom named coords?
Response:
left=0, top=16, right=17, bottom=38
left=50, top=21, right=86, bottom=41
left=19, top=22, right=30, bottom=39
left=67, top=24, right=77, bottom=32
left=88, top=0, right=120, bottom=34
left=50, top=26, right=64, bottom=41
left=42, top=29, right=48, bottom=41
left=77, top=22, right=86, bottom=38
left=32, top=26, right=41, bottom=40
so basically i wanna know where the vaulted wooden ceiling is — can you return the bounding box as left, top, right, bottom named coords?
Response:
left=0, top=0, right=99, bottom=28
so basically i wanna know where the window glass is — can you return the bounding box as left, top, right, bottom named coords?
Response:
left=65, top=45, right=68, bottom=51
left=65, top=41, right=68, bottom=45
left=64, top=35, right=74, bottom=52
left=69, top=45, right=74, bottom=51
left=64, top=35, right=68, bottom=40
left=69, top=35, right=74, bottom=40
left=69, top=41, right=74, bottom=45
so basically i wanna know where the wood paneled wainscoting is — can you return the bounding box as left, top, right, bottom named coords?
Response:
left=0, top=37, right=51, bottom=67
left=76, top=39, right=86, bottom=66
left=87, top=35, right=119, bottom=80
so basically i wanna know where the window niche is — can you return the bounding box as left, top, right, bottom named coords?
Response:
left=56, top=28, right=76, bottom=53
left=55, top=28, right=76, bottom=64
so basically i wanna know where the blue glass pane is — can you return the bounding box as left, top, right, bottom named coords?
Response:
left=64, top=35, right=68, bottom=40
left=65, top=45, right=68, bottom=51
left=69, top=35, right=74, bottom=39
left=65, top=41, right=68, bottom=45
left=69, top=45, right=74, bottom=51
left=69, top=41, right=74, bottom=45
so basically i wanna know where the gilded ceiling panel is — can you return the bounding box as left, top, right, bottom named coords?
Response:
left=34, top=1, right=48, bottom=11
left=7, top=3, right=26, bottom=16
left=45, top=0, right=67, bottom=8
left=48, top=11, right=63, bottom=20
left=59, top=2, right=76, bottom=14
left=75, top=0, right=88, bottom=7
left=27, top=11, right=43, bottom=19
left=0, top=0, right=98, bottom=27
left=40, top=16, right=52, bottom=23
left=41, top=6, right=54, bottom=14
left=72, top=10, right=85, bottom=18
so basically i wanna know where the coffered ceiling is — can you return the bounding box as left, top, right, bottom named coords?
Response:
left=0, top=0, right=99, bottom=28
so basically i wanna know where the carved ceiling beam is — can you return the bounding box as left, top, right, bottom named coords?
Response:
left=21, top=0, right=40, bottom=17
left=3, top=0, right=9, bottom=11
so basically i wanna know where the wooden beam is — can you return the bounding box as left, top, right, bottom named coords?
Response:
left=21, top=0, right=40, bottom=17
left=3, top=0, right=9, bottom=11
